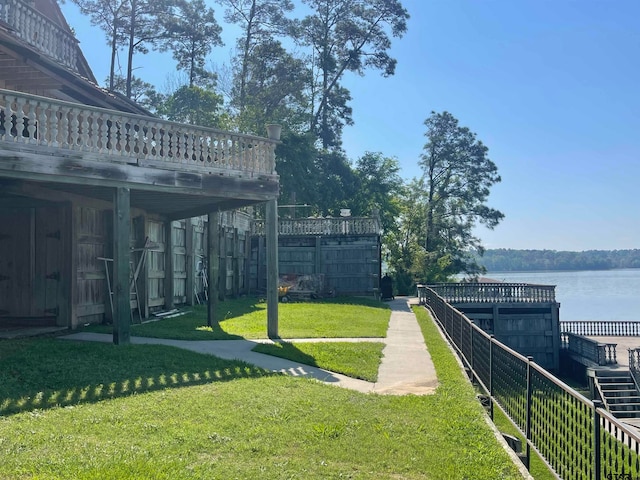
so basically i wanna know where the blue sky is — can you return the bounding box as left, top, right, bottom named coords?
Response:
left=60, top=0, right=640, bottom=252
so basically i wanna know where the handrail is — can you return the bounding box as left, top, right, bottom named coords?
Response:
left=252, top=217, right=381, bottom=236
left=421, top=285, right=640, bottom=477
left=564, top=332, right=617, bottom=366
left=0, top=0, right=79, bottom=70
left=561, top=320, right=640, bottom=337
left=427, top=282, right=556, bottom=303
left=0, top=89, right=278, bottom=178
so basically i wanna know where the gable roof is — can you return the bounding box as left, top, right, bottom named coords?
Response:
left=0, top=0, right=151, bottom=115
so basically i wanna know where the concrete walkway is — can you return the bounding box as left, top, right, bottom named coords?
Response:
left=60, top=297, right=438, bottom=395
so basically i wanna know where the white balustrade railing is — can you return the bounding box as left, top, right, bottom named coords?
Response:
left=253, top=217, right=381, bottom=236
left=0, top=89, right=278, bottom=177
left=0, top=0, right=78, bottom=70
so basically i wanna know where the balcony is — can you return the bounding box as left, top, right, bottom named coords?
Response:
left=0, top=89, right=280, bottom=219
left=0, top=0, right=79, bottom=72
left=252, top=216, right=381, bottom=236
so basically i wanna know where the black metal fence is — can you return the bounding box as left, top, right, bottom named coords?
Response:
left=422, top=286, right=640, bottom=479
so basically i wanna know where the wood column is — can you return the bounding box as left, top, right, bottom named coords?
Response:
left=113, top=187, right=130, bottom=345
left=315, top=236, right=321, bottom=274
left=219, top=225, right=226, bottom=301
left=232, top=228, right=240, bottom=297
left=185, top=218, right=195, bottom=306
left=266, top=199, right=279, bottom=338
left=164, top=220, right=175, bottom=310
left=207, top=212, right=220, bottom=327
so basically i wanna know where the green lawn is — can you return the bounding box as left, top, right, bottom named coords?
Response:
left=252, top=341, right=385, bottom=382
left=0, top=302, right=525, bottom=479
left=82, top=296, right=390, bottom=340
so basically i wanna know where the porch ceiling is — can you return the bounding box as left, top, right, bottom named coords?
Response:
left=0, top=178, right=271, bottom=220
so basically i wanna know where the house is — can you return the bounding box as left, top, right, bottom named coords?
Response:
left=0, top=0, right=281, bottom=342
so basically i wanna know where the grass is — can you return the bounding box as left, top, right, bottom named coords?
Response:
left=251, top=341, right=385, bottom=382
left=0, top=302, right=525, bottom=479
left=82, top=296, right=390, bottom=340
left=491, top=406, right=556, bottom=480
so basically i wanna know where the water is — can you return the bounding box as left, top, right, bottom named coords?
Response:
left=487, top=269, right=640, bottom=321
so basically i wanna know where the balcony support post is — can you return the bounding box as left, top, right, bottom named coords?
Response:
left=207, top=212, right=220, bottom=327
left=266, top=198, right=279, bottom=338
left=112, top=187, right=131, bottom=345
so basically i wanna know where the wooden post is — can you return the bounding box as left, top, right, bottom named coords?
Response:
left=233, top=228, right=240, bottom=297
left=315, top=236, right=321, bottom=274
left=113, top=187, right=130, bottom=345
left=257, top=236, right=265, bottom=291
left=164, top=220, right=175, bottom=310
left=185, top=218, right=195, bottom=305
left=133, top=215, right=148, bottom=319
left=219, top=225, right=226, bottom=301
left=266, top=199, right=279, bottom=338
left=207, top=212, right=220, bottom=327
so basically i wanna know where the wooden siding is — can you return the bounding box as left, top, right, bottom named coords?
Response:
left=146, top=220, right=165, bottom=309
left=455, top=302, right=561, bottom=371
left=75, top=206, right=109, bottom=323
left=172, top=220, right=187, bottom=303
left=250, top=233, right=381, bottom=296
left=0, top=204, right=67, bottom=324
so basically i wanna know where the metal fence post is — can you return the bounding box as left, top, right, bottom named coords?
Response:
left=593, top=400, right=602, bottom=480
left=489, top=335, right=495, bottom=420
left=470, top=324, right=474, bottom=373
left=525, top=356, right=534, bottom=471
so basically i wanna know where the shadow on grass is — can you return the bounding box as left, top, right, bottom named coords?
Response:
left=319, top=296, right=392, bottom=310
left=252, top=341, right=319, bottom=368
left=0, top=338, right=274, bottom=417
left=83, top=295, right=391, bottom=340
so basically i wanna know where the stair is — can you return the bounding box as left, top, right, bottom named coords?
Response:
left=595, top=371, right=640, bottom=418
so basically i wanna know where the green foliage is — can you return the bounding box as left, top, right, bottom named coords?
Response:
left=275, top=131, right=321, bottom=206
left=386, top=112, right=504, bottom=289
left=385, top=179, right=429, bottom=294
left=480, top=248, right=640, bottom=272
left=419, top=111, right=503, bottom=281
left=351, top=152, right=404, bottom=234
left=157, top=84, right=229, bottom=128
left=234, top=40, right=310, bottom=135
left=298, top=0, right=410, bottom=149
left=314, top=150, right=360, bottom=215
left=108, top=74, right=163, bottom=111
left=160, top=0, right=222, bottom=87
left=252, top=341, right=385, bottom=382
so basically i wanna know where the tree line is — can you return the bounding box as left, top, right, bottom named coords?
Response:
left=69, top=0, right=505, bottom=293
left=479, top=249, right=640, bottom=272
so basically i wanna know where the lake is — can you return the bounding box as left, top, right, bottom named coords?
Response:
left=486, top=269, right=640, bottom=321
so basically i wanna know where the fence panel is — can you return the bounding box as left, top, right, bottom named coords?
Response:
left=422, top=285, right=640, bottom=479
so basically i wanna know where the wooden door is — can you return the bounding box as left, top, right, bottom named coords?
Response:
left=0, top=208, right=31, bottom=317
left=0, top=205, right=65, bottom=322
left=34, top=206, right=64, bottom=319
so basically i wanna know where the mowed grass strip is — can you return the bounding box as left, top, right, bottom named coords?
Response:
left=82, top=296, right=390, bottom=340
left=252, top=341, right=385, bottom=382
left=0, top=303, right=524, bottom=479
